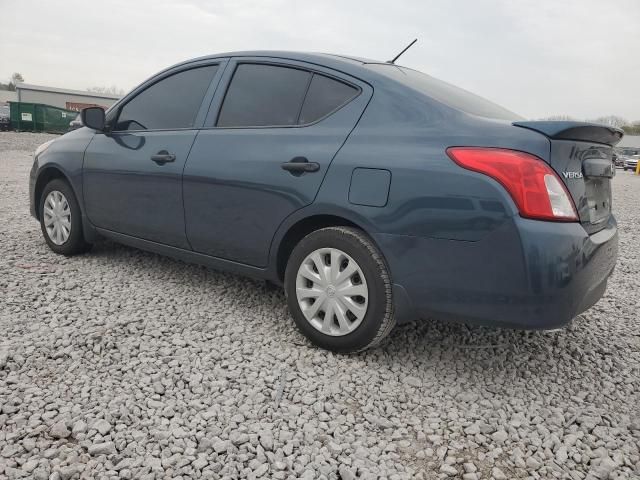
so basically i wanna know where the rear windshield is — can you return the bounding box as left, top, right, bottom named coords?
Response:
left=366, top=64, right=522, bottom=121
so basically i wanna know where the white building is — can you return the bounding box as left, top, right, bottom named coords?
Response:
left=14, top=83, right=121, bottom=111
left=0, top=90, right=18, bottom=105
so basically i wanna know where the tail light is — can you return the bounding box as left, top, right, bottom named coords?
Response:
left=446, top=147, right=578, bottom=222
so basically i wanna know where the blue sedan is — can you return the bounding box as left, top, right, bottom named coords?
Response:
left=29, top=51, right=620, bottom=352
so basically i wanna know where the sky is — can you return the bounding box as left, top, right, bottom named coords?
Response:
left=1, top=0, right=639, bottom=121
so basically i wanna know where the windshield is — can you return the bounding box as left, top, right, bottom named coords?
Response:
left=366, top=64, right=522, bottom=121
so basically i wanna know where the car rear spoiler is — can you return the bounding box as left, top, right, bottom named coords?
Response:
left=513, top=121, right=624, bottom=146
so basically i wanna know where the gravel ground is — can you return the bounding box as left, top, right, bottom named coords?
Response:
left=0, top=131, right=639, bottom=480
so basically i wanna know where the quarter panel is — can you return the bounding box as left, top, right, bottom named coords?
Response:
left=319, top=81, right=552, bottom=242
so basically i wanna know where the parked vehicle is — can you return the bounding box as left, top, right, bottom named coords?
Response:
left=0, top=105, right=10, bottom=131
left=29, top=51, right=620, bottom=352
left=612, top=152, right=623, bottom=168
left=623, top=155, right=639, bottom=172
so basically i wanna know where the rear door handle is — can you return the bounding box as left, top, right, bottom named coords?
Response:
left=281, top=157, right=320, bottom=176
left=151, top=150, right=176, bottom=165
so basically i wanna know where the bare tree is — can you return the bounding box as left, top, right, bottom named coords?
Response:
left=590, top=115, right=628, bottom=128
left=2, top=72, right=26, bottom=91
left=87, top=85, right=125, bottom=96
left=538, top=114, right=634, bottom=131
left=622, top=122, right=640, bottom=136
left=538, top=114, right=576, bottom=121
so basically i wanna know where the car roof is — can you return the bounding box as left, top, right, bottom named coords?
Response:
left=186, top=50, right=378, bottom=64
left=170, top=50, right=394, bottom=80
left=139, top=51, right=521, bottom=122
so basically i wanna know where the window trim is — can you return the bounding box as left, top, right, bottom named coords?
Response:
left=212, top=61, right=362, bottom=130
left=108, top=62, right=223, bottom=134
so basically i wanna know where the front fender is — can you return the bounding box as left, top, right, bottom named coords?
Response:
left=30, top=129, right=97, bottom=240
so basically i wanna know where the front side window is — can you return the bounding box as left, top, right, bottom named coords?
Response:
left=115, top=65, right=218, bottom=131
left=217, top=64, right=311, bottom=127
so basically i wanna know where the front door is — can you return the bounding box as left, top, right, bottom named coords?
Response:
left=183, top=60, right=372, bottom=267
left=83, top=63, right=222, bottom=249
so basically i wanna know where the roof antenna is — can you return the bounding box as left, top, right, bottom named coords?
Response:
left=387, top=38, right=418, bottom=64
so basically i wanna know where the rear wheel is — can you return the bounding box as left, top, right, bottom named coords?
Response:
left=284, top=227, right=395, bottom=352
left=39, top=179, right=91, bottom=255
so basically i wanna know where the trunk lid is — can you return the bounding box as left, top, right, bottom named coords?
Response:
left=513, top=121, right=623, bottom=234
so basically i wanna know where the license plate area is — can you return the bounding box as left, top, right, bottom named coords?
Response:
left=584, top=178, right=611, bottom=224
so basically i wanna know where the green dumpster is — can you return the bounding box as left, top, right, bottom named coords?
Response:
left=9, top=102, right=78, bottom=133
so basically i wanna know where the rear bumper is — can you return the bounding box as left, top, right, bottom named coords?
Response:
left=375, top=215, right=618, bottom=329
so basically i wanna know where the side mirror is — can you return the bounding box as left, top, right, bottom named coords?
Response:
left=81, top=107, right=106, bottom=131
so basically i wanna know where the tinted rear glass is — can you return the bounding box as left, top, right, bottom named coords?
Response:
left=299, top=74, right=358, bottom=124
left=115, top=65, right=218, bottom=131
left=217, top=64, right=311, bottom=127
left=367, top=64, right=521, bottom=121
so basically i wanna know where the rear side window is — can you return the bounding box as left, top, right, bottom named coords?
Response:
left=115, top=65, right=218, bottom=131
left=299, top=75, right=358, bottom=124
left=217, top=64, right=311, bottom=127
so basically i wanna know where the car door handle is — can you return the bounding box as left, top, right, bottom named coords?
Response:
left=151, top=151, right=176, bottom=165
left=281, top=157, right=320, bottom=175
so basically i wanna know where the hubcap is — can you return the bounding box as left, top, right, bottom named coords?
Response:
left=43, top=190, right=71, bottom=245
left=295, top=248, right=369, bottom=336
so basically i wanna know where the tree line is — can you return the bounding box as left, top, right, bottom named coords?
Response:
left=0, top=73, right=24, bottom=91
left=0, top=72, right=125, bottom=97
left=539, top=115, right=640, bottom=135
left=1, top=71, right=637, bottom=133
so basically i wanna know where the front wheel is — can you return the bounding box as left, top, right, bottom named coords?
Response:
left=39, top=179, right=92, bottom=256
left=284, top=227, right=395, bottom=353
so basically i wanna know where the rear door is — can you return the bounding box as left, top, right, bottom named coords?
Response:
left=183, top=58, right=372, bottom=267
left=83, top=62, right=224, bottom=248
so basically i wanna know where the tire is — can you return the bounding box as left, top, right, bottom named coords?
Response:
left=39, top=178, right=92, bottom=256
left=284, top=226, right=395, bottom=353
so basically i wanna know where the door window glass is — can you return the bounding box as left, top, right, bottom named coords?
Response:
left=115, top=65, right=218, bottom=131
left=217, top=64, right=310, bottom=127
